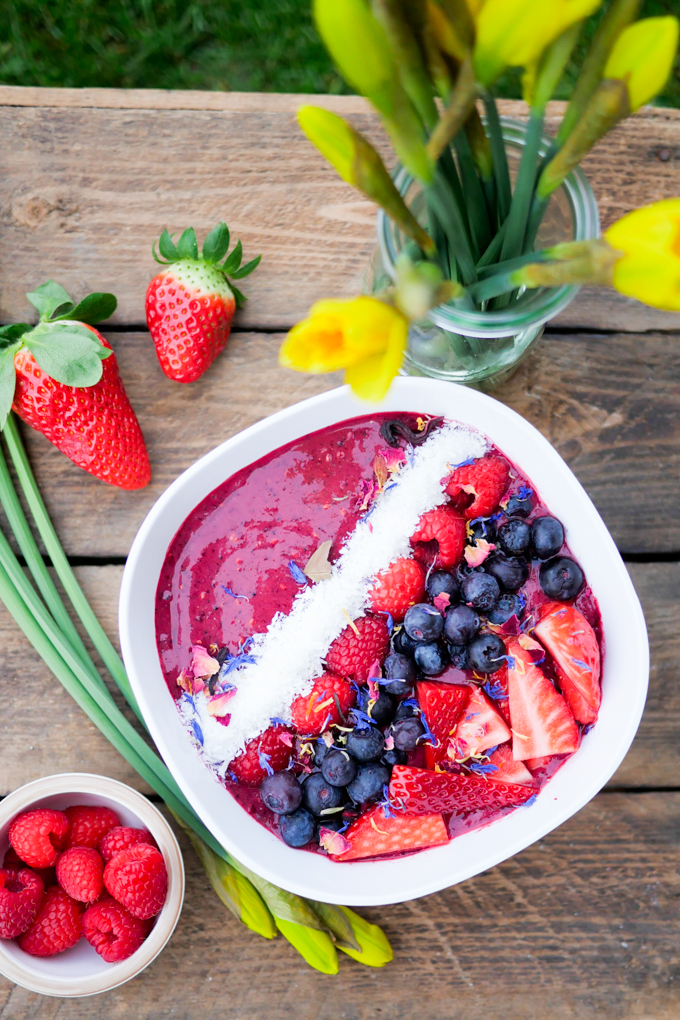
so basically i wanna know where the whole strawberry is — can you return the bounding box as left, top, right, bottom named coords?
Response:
left=146, top=223, right=261, bottom=383
left=1, top=280, right=150, bottom=490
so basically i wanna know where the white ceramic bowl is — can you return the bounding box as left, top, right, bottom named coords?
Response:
left=119, top=378, right=649, bottom=906
left=0, top=773, right=184, bottom=997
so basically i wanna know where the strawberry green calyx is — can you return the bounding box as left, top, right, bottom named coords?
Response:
left=151, top=222, right=261, bottom=309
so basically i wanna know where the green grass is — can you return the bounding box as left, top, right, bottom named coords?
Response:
left=0, top=0, right=677, bottom=105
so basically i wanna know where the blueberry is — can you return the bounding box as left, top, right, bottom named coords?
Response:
left=498, top=519, right=531, bottom=556
left=313, top=738, right=331, bottom=765
left=382, top=652, right=417, bottom=696
left=321, top=748, right=357, bottom=787
left=347, top=763, right=390, bottom=804
left=394, top=701, right=417, bottom=720
left=392, top=716, right=425, bottom=751
left=485, top=552, right=528, bottom=592
left=466, top=633, right=507, bottom=673
left=368, top=690, right=396, bottom=727
left=301, top=772, right=345, bottom=815
left=316, top=816, right=344, bottom=835
left=447, top=643, right=469, bottom=669
left=504, top=493, right=534, bottom=517
left=404, top=603, right=444, bottom=643
left=486, top=593, right=523, bottom=625
left=531, top=516, right=565, bottom=559
left=444, top=604, right=480, bottom=644
left=539, top=556, right=584, bottom=600
left=382, top=747, right=408, bottom=768
left=426, top=570, right=460, bottom=602
left=414, top=641, right=449, bottom=676
left=279, top=808, right=316, bottom=847
left=468, top=518, right=497, bottom=544
left=461, top=571, right=500, bottom=611
left=346, top=726, right=385, bottom=762
left=260, top=771, right=303, bottom=815
left=392, top=627, right=419, bottom=657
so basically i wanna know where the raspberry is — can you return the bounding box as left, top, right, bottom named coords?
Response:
left=9, top=809, right=70, bottom=868
left=228, top=724, right=294, bottom=785
left=83, top=899, right=148, bottom=962
left=290, top=674, right=356, bottom=736
left=368, top=557, right=425, bottom=621
left=99, top=827, right=157, bottom=863
left=65, top=805, right=120, bottom=849
left=56, top=847, right=104, bottom=903
left=0, top=868, right=45, bottom=938
left=410, top=507, right=466, bottom=569
left=445, top=455, right=509, bottom=519
left=103, top=845, right=168, bottom=920
left=325, top=614, right=390, bottom=683
left=18, top=886, right=83, bottom=957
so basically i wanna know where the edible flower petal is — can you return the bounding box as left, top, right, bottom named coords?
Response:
left=206, top=690, right=237, bottom=717
left=464, top=538, right=496, bottom=567
left=319, top=828, right=351, bottom=855
left=190, top=644, right=220, bottom=679
left=433, top=592, right=451, bottom=613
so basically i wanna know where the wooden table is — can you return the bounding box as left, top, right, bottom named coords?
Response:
left=0, top=86, right=679, bottom=1019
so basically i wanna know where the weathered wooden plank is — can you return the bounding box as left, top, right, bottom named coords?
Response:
left=0, top=92, right=678, bottom=332
left=1, top=792, right=678, bottom=1018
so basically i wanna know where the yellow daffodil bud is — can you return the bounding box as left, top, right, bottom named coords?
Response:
left=604, top=16, right=679, bottom=112
left=603, top=198, right=680, bottom=311
left=473, top=0, right=603, bottom=86
left=393, top=254, right=464, bottom=319
left=427, top=0, right=472, bottom=60
left=279, top=296, right=408, bottom=402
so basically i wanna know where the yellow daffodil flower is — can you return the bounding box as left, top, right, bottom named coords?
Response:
left=604, top=16, right=679, bottom=112
left=279, top=297, right=408, bottom=402
left=604, top=198, right=680, bottom=311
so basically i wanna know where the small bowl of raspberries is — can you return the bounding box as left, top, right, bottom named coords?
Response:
left=0, top=773, right=184, bottom=996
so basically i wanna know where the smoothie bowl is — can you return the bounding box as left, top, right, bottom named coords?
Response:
left=120, top=378, right=648, bottom=906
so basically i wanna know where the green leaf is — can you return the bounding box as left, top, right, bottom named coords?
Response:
left=26, top=281, right=74, bottom=321
left=274, top=919, right=339, bottom=974
left=202, top=222, right=231, bottom=264
left=228, top=254, right=262, bottom=280
left=23, top=322, right=112, bottom=387
left=54, top=293, right=117, bottom=325
left=308, top=900, right=360, bottom=951
left=0, top=324, right=32, bottom=349
left=158, top=229, right=179, bottom=262
left=229, top=284, right=247, bottom=309
left=0, top=342, right=19, bottom=430
left=176, top=227, right=199, bottom=260
left=221, top=240, right=243, bottom=275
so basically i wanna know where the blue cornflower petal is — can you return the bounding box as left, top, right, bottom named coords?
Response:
left=288, top=561, right=308, bottom=586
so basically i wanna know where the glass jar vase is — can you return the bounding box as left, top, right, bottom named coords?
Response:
left=365, top=118, right=600, bottom=390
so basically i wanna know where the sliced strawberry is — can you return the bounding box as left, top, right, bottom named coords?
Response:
left=331, top=805, right=448, bottom=861
left=450, top=687, right=511, bottom=759
left=368, top=557, right=426, bottom=622
left=506, top=636, right=579, bottom=760
left=534, top=602, right=601, bottom=725
left=416, top=681, right=470, bottom=768
left=480, top=665, right=511, bottom=724
left=525, top=756, right=552, bottom=771
left=290, top=674, right=355, bottom=736
left=486, top=744, right=536, bottom=786
left=389, top=765, right=535, bottom=814
left=445, top=455, right=509, bottom=519
left=409, top=507, right=466, bottom=569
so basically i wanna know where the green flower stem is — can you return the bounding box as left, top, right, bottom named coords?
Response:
left=522, top=195, right=550, bottom=255
left=476, top=217, right=507, bottom=268
left=467, top=267, right=520, bottom=302
left=426, top=173, right=478, bottom=285
left=483, top=96, right=511, bottom=224
left=453, top=130, right=491, bottom=259
left=499, top=110, right=544, bottom=264
left=477, top=248, right=550, bottom=280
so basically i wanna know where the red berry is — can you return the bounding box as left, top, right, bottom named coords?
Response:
left=325, top=614, right=390, bottom=683
left=389, top=764, right=535, bottom=814
left=99, top=827, right=157, bottom=863
left=417, top=681, right=470, bottom=768
left=533, top=602, right=601, bottom=725
left=18, top=886, right=83, bottom=957
left=228, top=724, right=294, bottom=785
left=506, top=635, right=579, bottom=760
left=9, top=809, right=69, bottom=869
left=0, top=868, right=45, bottom=938
left=103, top=845, right=168, bottom=920
left=331, top=806, right=449, bottom=861
left=83, top=899, right=148, bottom=963
left=290, top=674, right=356, bottom=736
left=56, top=847, right=104, bottom=903
left=445, top=455, right=509, bottom=519
left=410, top=507, right=466, bottom=569
left=368, top=557, right=426, bottom=622
left=65, top=805, right=121, bottom=849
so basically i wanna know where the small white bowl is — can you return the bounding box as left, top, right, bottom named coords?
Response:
left=119, top=377, right=649, bottom=906
left=0, top=773, right=184, bottom=997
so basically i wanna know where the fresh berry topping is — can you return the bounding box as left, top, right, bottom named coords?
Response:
left=450, top=688, right=511, bottom=758
left=503, top=492, right=534, bottom=517
left=392, top=626, right=419, bottom=657
left=260, top=771, right=303, bottom=814
left=18, top=886, right=83, bottom=957
left=369, top=557, right=426, bottom=621
left=0, top=868, right=45, bottom=938
left=404, top=603, right=445, bottom=643
left=534, top=603, right=601, bottom=724
left=321, top=748, right=357, bottom=787
left=290, top=674, right=355, bottom=736
left=382, top=652, right=417, bottom=696
left=497, top=519, right=531, bottom=556
left=103, top=844, right=168, bottom=920
left=389, top=765, right=535, bottom=814
left=443, top=604, right=480, bottom=645
left=347, top=763, right=390, bottom=804
left=417, top=681, right=471, bottom=767
left=392, top=716, right=425, bottom=751
left=9, top=808, right=70, bottom=868
left=83, top=899, right=148, bottom=963
left=382, top=747, right=408, bottom=768
left=228, top=724, right=294, bottom=785
left=414, top=641, right=449, bottom=676
left=487, top=593, right=524, bottom=625
left=346, top=726, right=385, bottom=762
left=56, top=846, right=104, bottom=903
left=467, top=633, right=507, bottom=674
left=366, top=690, right=396, bottom=727
left=65, top=805, right=121, bottom=849
left=531, top=516, right=565, bottom=559
left=99, top=827, right=157, bottom=863
left=506, top=636, right=580, bottom=758
left=301, top=773, right=345, bottom=815
left=279, top=808, right=316, bottom=848
left=330, top=806, right=448, bottom=861
left=486, top=744, right=536, bottom=786
left=485, top=552, right=528, bottom=592
left=325, top=614, right=390, bottom=683
left=539, top=556, right=584, bottom=601
left=447, top=643, right=469, bottom=669
left=410, top=507, right=466, bottom=569
left=425, top=569, right=460, bottom=602
left=468, top=517, right=497, bottom=544
left=445, top=455, right=509, bottom=519
left=461, top=571, right=500, bottom=611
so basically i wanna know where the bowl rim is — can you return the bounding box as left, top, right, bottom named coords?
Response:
left=0, top=772, right=185, bottom=997
left=119, top=378, right=649, bottom=906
